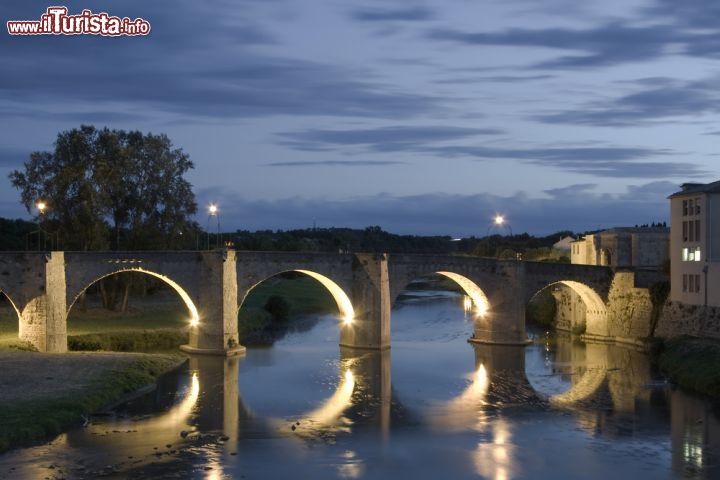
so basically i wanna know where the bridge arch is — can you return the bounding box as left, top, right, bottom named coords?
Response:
left=238, top=269, right=354, bottom=325
left=435, top=272, right=489, bottom=316
left=391, top=271, right=490, bottom=317
left=528, top=280, right=608, bottom=337
left=67, top=267, right=200, bottom=327
left=0, top=290, right=22, bottom=327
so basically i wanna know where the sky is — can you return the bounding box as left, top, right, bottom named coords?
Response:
left=2, top=0, right=719, bottom=238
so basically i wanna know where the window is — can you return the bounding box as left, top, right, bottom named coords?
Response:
left=696, top=197, right=701, bottom=215
left=683, top=274, right=688, bottom=292
left=682, top=247, right=702, bottom=262
left=689, top=274, right=695, bottom=293
left=695, top=274, right=701, bottom=293
left=689, top=199, right=694, bottom=216
left=695, top=219, right=701, bottom=242
left=683, top=221, right=688, bottom=242
left=683, top=200, right=688, bottom=216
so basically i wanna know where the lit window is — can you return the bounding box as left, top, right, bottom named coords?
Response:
left=682, top=247, right=689, bottom=261
left=694, top=247, right=701, bottom=262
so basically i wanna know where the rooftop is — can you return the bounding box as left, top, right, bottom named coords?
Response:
left=668, top=180, right=720, bottom=198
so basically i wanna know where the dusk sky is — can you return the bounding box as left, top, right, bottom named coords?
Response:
left=2, top=0, right=719, bottom=237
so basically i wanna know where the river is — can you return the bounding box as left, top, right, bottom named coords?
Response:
left=1, top=290, right=719, bottom=479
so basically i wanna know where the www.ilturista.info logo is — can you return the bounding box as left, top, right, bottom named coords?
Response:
left=7, top=7, right=151, bottom=36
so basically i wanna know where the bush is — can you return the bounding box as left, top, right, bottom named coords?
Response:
left=264, top=295, right=290, bottom=321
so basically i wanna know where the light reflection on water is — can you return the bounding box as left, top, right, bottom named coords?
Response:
left=1, top=292, right=720, bottom=479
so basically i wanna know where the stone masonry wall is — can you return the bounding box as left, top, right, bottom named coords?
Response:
left=655, top=301, right=720, bottom=339
left=605, top=272, right=654, bottom=340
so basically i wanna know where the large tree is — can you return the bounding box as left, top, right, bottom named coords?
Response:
left=9, top=125, right=199, bottom=250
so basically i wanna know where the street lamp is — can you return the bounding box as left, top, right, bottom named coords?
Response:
left=487, top=214, right=512, bottom=236
left=36, top=200, right=47, bottom=250
left=207, top=203, right=220, bottom=249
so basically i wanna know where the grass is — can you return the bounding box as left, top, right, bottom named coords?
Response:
left=0, top=354, right=183, bottom=453
left=656, top=335, right=720, bottom=398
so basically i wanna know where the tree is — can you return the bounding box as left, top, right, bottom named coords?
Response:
left=8, top=125, right=198, bottom=250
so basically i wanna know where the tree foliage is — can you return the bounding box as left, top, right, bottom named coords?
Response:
left=8, top=125, right=198, bottom=250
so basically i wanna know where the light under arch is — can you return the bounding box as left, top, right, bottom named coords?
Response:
left=68, top=267, right=200, bottom=326
left=436, top=271, right=490, bottom=316
left=241, top=270, right=355, bottom=324
left=530, top=280, right=607, bottom=335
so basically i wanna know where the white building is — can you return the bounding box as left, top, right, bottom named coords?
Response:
left=570, top=227, right=669, bottom=270
left=668, top=181, right=720, bottom=307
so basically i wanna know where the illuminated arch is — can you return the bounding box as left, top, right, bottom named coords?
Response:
left=0, top=290, right=22, bottom=326
left=68, top=267, right=200, bottom=326
left=241, top=270, right=355, bottom=324
left=435, top=271, right=490, bottom=316
left=529, top=280, right=607, bottom=335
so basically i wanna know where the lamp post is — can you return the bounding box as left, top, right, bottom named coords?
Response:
left=36, top=200, right=47, bottom=250
left=207, top=203, right=220, bottom=249
left=487, top=214, right=512, bottom=236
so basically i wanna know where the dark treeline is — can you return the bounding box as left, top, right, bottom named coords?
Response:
left=226, top=225, right=576, bottom=260
left=1, top=217, right=575, bottom=260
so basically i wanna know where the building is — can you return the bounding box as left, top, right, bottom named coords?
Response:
left=668, top=181, right=720, bottom=307
left=570, top=227, right=669, bottom=270
left=552, top=235, right=575, bottom=254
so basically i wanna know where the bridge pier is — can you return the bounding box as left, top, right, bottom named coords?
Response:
left=181, top=250, right=245, bottom=356
left=19, top=252, right=68, bottom=353
left=339, top=253, right=391, bottom=350
left=469, top=260, right=529, bottom=346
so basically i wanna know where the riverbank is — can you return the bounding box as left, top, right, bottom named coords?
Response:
left=0, top=351, right=185, bottom=453
left=654, top=335, right=720, bottom=398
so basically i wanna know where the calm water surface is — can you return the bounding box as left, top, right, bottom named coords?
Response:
left=2, top=291, right=720, bottom=479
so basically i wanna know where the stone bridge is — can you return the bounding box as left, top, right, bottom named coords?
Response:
left=0, top=250, right=644, bottom=355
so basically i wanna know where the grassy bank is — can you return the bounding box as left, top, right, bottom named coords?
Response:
left=0, top=353, right=184, bottom=453
left=655, top=335, right=720, bottom=398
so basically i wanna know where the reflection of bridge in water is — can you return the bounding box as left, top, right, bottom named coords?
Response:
left=0, top=250, right=662, bottom=354
left=61, top=339, right=655, bottom=448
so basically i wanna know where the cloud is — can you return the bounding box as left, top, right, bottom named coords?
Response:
left=350, top=6, right=436, bottom=22
left=427, top=23, right=682, bottom=69
left=1, top=3, right=443, bottom=122
left=544, top=184, right=598, bottom=198
left=0, top=147, right=30, bottom=168
left=417, top=145, right=704, bottom=179
left=266, top=160, right=406, bottom=167
left=277, top=125, right=702, bottom=179
left=197, top=182, right=674, bottom=236
left=435, top=74, right=555, bottom=84
left=645, top=0, right=720, bottom=30
left=536, top=77, right=720, bottom=126
left=277, top=126, right=503, bottom=152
